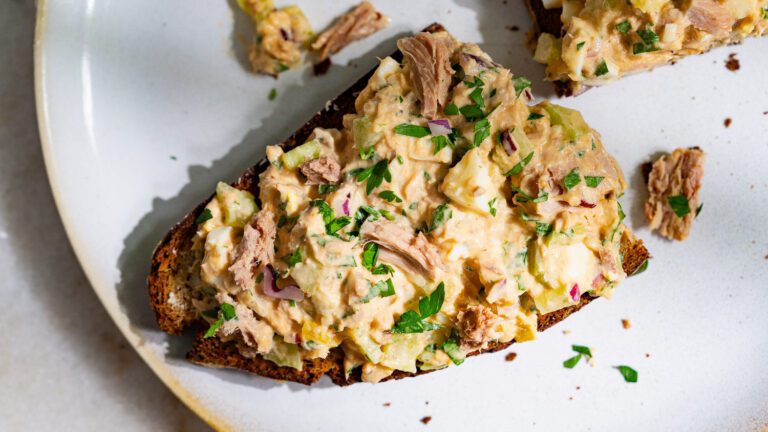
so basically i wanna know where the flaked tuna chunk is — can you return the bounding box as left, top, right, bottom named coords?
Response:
left=456, top=305, right=496, bottom=350
left=397, top=32, right=456, bottom=118
left=644, top=147, right=705, bottom=241
left=215, top=293, right=275, bottom=354
left=360, top=219, right=443, bottom=280
left=228, top=210, right=277, bottom=291
left=312, top=1, right=389, bottom=62
left=300, top=156, right=341, bottom=185
left=684, top=0, right=733, bottom=36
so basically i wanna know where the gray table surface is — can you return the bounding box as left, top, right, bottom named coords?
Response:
left=0, top=2, right=211, bottom=430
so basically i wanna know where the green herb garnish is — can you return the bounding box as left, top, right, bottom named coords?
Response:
left=394, top=123, right=431, bottom=138
left=563, top=168, right=582, bottom=190
left=617, top=365, right=638, bottom=383
left=441, top=329, right=465, bottom=365
left=528, top=112, right=544, bottom=120
left=378, top=190, right=403, bottom=203
left=431, top=135, right=453, bottom=154
left=355, top=159, right=392, bottom=195
left=281, top=248, right=302, bottom=267
left=695, top=203, right=703, bottom=218
left=444, top=103, right=459, bottom=115
left=318, top=184, right=339, bottom=195
left=504, top=152, right=534, bottom=177
left=488, top=197, right=497, bottom=217
left=427, top=204, right=452, bottom=233
left=391, top=282, right=445, bottom=334
left=631, top=259, right=649, bottom=276
left=563, top=344, right=592, bottom=368
left=203, top=303, right=237, bottom=338
left=361, top=278, right=396, bottom=303
left=469, top=87, right=484, bottom=107
left=667, top=195, right=691, bottom=218
left=595, top=60, right=609, bottom=77
left=584, top=176, right=604, bottom=188
left=473, top=117, right=491, bottom=147
left=195, top=208, right=213, bottom=224
left=459, top=104, right=485, bottom=122
left=512, top=76, right=532, bottom=97
left=616, top=21, right=630, bottom=33
left=268, top=88, right=277, bottom=101
left=633, top=27, right=660, bottom=54
left=576, top=41, right=586, bottom=51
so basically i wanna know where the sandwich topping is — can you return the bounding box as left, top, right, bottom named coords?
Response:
left=533, top=1, right=768, bottom=92
left=190, top=31, right=635, bottom=383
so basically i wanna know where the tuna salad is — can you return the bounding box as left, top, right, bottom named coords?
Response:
left=532, top=0, right=768, bottom=93
left=189, top=31, right=638, bottom=383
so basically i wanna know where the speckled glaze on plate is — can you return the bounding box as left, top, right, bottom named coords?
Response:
left=35, top=0, right=768, bottom=430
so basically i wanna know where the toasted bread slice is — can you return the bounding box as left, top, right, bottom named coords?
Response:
left=524, top=1, right=768, bottom=96
left=148, top=23, right=650, bottom=386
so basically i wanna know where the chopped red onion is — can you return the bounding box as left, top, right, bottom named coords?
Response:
left=461, top=52, right=496, bottom=70
left=280, top=28, right=291, bottom=41
left=591, top=274, right=604, bottom=289
left=342, top=194, right=351, bottom=216
left=523, top=88, right=533, bottom=102
left=570, top=283, right=581, bottom=302
left=262, top=264, right=304, bottom=301
left=500, top=130, right=517, bottom=155
left=428, top=119, right=452, bottom=136
left=579, top=200, right=597, bottom=209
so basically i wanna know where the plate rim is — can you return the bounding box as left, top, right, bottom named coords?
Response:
left=32, top=1, right=228, bottom=429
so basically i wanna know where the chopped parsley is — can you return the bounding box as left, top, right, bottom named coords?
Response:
left=667, top=195, right=691, bottom=218
left=268, top=88, right=277, bottom=101
left=318, top=184, right=339, bottom=195
left=391, top=282, right=445, bottom=334
left=616, top=20, right=630, bottom=33
left=469, top=87, right=485, bottom=107
left=473, top=117, right=491, bottom=147
left=431, top=135, right=454, bottom=154
left=394, top=123, right=431, bottom=138
left=361, top=278, right=395, bottom=303
left=584, top=176, right=604, bottom=188
left=631, top=259, right=649, bottom=276
left=617, top=365, right=638, bottom=383
left=695, top=203, right=703, bottom=218
left=396, top=154, right=404, bottom=165
left=504, top=152, right=534, bottom=177
left=362, top=242, right=395, bottom=275
left=326, top=216, right=351, bottom=235
left=312, top=199, right=334, bottom=224
left=633, top=27, right=660, bottom=54
left=379, top=209, right=395, bottom=221
left=444, top=103, right=459, bottom=116
left=576, top=41, right=585, bottom=51
left=203, top=303, right=237, bottom=338
left=563, top=344, right=592, bottom=368
left=195, top=208, right=213, bottom=224
left=378, top=190, right=403, bottom=203
left=595, top=60, right=609, bottom=77
left=512, top=187, right=548, bottom=204
left=277, top=63, right=289, bottom=72
left=459, top=104, right=485, bottom=122
left=527, top=112, right=544, bottom=121
left=427, top=204, right=452, bottom=233
left=488, top=197, right=497, bottom=217
left=512, top=76, right=532, bottom=97
left=355, top=159, right=392, bottom=195
left=464, top=75, right=484, bottom=88
left=563, top=168, right=582, bottom=190
left=281, top=248, right=302, bottom=267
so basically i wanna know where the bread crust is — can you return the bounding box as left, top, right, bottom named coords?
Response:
left=148, top=23, right=650, bottom=386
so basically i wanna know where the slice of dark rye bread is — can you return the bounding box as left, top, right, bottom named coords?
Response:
left=148, top=23, right=650, bottom=386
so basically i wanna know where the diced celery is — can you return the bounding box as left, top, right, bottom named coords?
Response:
left=215, top=182, right=258, bottom=228
left=542, top=102, right=591, bottom=141
left=380, top=334, right=424, bottom=373
left=264, top=338, right=303, bottom=370
left=533, top=33, right=562, bottom=64
left=280, top=139, right=322, bottom=170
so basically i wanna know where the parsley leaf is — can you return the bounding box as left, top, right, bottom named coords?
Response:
left=281, top=248, right=302, bottom=267
left=469, top=87, right=484, bottom=107
left=572, top=345, right=592, bottom=357
left=318, top=184, right=339, bottom=195
left=459, top=104, right=485, bottom=122
left=595, top=60, right=609, bottom=77
left=394, top=123, right=431, bottom=138
left=431, top=135, right=453, bottom=154
left=362, top=242, right=379, bottom=272
left=427, top=204, right=452, bottom=233
left=357, top=160, right=392, bottom=195
left=563, top=354, right=582, bottom=369
left=268, top=88, right=277, bottom=101
left=695, top=203, right=703, bottom=218
left=631, top=259, right=649, bottom=276
left=584, top=176, right=604, bottom=188
left=504, top=152, right=534, bottom=177
left=361, top=278, right=396, bottom=303
left=473, top=117, right=491, bottom=147
left=378, top=190, right=403, bottom=203
left=528, top=112, right=544, bottom=121
left=444, top=103, right=459, bottom=115
left=392, top=283, right=446, bottom=333
left=667, top=195, right=691, bottom=217
left=488, top=197, right=497, bottom=217
left=617, top=365, right=638, bottom=383
left=195, top=208, right=213, bottom=224
left=326, top=216, right=351, bottom=235
left=311, top=200, right=334, bottom=224
left=512, top=76, right=532, bottom=97
left=203, top=303, right=237, bottom=338
left=576, top=41, right=585, bottom=50
left=563, top=169, right=582, bottom=190
left=535, top=222, right=552, bottom=237
left=633, top=27, right=660, bottom=54
left=616, top=21, right=630, bottom=33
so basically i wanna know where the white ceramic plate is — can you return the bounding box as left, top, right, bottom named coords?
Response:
left=35, top=0, right=768, bottom=430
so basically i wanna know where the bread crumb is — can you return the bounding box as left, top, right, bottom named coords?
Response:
left=725, top=53, right=740, bottom=71
left=764, top=255, right=768, bottom=260
left=383, top=402, right=391, bottom=407
left=421, top=416, right=432, bottom=425
left=505, top=352, right=518, bottom=362
left=576, top=386, right=581, bottom=390
left=622, top=319, right=632, bottom=329
left=645, top=353, right=651, bottom=358
left=506, top=25, right=519, bottom=32
left=724, top=118, right=732, bottom=128
left=568, top=396, right=574, bottom=400
left=562, top=329, right=571, bottom=335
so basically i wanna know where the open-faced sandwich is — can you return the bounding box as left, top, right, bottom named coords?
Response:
left=526, top=0, right=768, bottom=95
left=149, top=24, right=649, bottom=385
